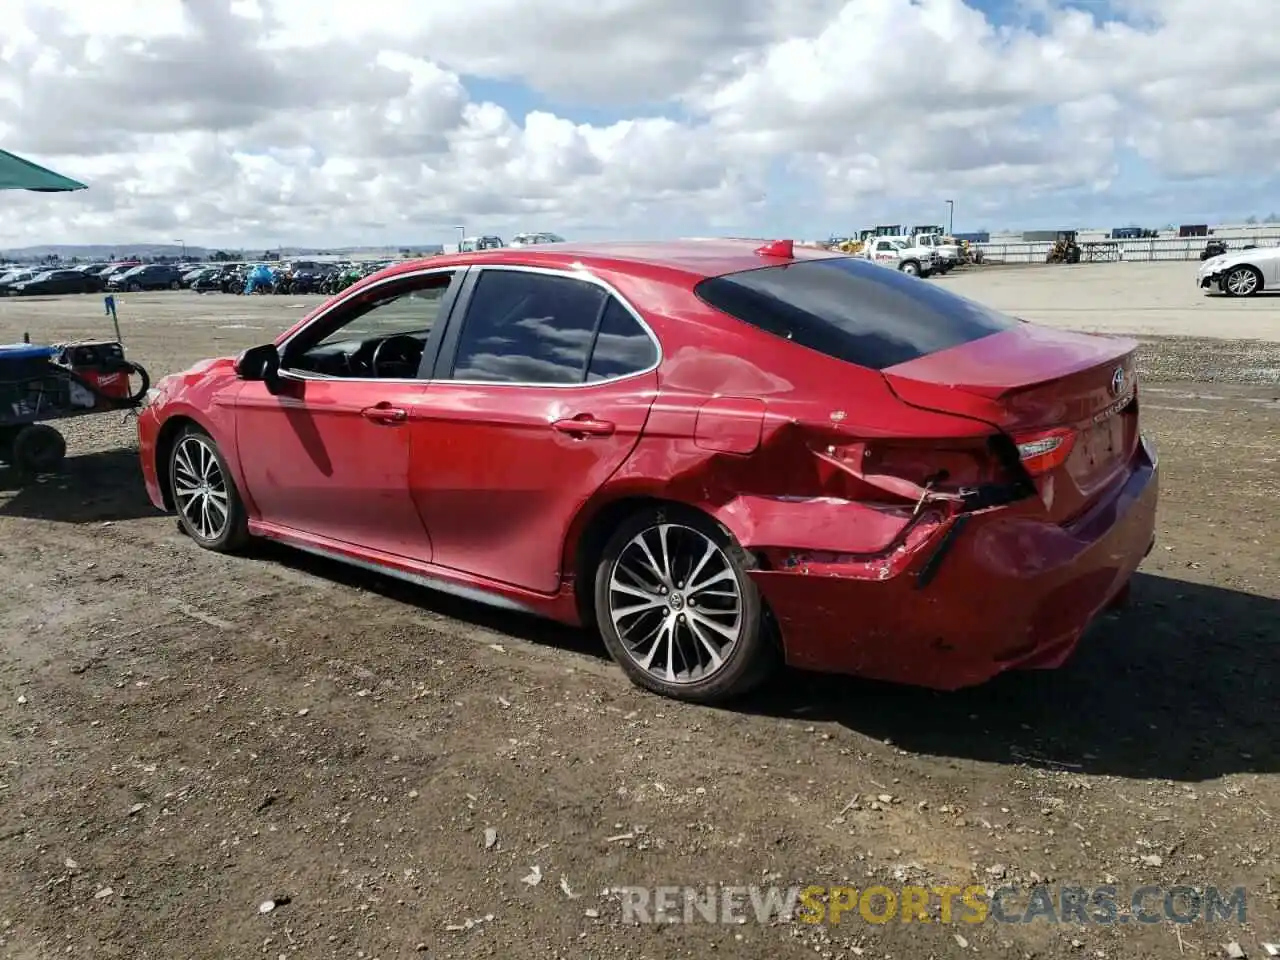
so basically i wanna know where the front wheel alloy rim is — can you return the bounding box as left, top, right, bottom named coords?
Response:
left=173, top=436, right=230, bottom=540
left=607, top=523, right=744, bottom=684
left=1227, top=268, right=1257, bottom=295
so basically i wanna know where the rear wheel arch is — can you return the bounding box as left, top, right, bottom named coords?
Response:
left=569, top=494, right=766, bottom=623
left=586, top=500, right=780, bottom=702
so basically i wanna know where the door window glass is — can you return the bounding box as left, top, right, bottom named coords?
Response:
left=450, top=270, right=606, bottom=384
left=283, top=272, right=455, bottom=378
left=315, top=285, right=448, bottom=346
left=586, top=299, right=657, bottom=381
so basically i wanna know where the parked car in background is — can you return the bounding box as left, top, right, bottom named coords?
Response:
left=510, top=232, right=567, bottom=247
left=459, top=236, right=504, bottom=252
left=190, top=269, right=227, bottom=292
left=98, top=262, right=141, bottom=280
left=9, top=268, right=107, bottom=296
left=137, top=239, right=1157, bottom=705
left=107, top=263, right=187, bottom=291
left=1197, top=244, right=1280, bottom=297
left=862, top=237, right=937, bottom=277
left=0, top=269, right=37, bottom=294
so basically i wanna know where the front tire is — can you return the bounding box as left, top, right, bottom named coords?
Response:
left=169, top=426, right=249, bottom=552
left=593, top=506, right=776, bottom=704
left=1222, top=265, right=1261, bottom=297
left=900, top=260, right=920, bottom=277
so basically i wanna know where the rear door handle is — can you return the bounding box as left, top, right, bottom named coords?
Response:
left=361, top=402, right=408, bottom=425
left=552, top=415, right=615, bottom=437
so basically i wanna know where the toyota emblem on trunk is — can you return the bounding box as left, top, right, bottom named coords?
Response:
left=1110, top=367, right=1126, bottom=396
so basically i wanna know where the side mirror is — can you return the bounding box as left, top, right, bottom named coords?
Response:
left=234, top=343, right=281, bottom=389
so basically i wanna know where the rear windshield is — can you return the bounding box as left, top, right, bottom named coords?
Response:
left=693, top=257, right=1018, bottom=370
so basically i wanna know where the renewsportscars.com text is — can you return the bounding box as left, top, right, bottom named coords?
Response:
left=616, top=884, right=1248, bottom=926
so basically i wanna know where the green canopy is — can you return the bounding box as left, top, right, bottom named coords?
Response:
left=0, top=148, right=86, bottom=192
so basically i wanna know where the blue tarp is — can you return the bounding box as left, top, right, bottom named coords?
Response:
left=244, top=264, right=275, bottom=294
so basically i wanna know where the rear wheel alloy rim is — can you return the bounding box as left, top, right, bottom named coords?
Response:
left=1227, top=268, right=1257, bottom=295
left=173, top=436, right=230, bottom=541
left=607, top=523, right=743, bottom=685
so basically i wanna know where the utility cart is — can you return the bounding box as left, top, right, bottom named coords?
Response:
left=0, top=335, right=149, bottom=474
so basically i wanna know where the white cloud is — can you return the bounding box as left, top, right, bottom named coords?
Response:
left=0, top=0, right=1278, bottom=249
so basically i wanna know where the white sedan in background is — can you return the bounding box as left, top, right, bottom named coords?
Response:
left=509, top=232, right=566, bottom=247
left=1197, top=244, right=1280, bottom=297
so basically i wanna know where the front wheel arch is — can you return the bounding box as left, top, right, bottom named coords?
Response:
left=1221, top=264, right=1263, bottom=297
left=154, top=414, right=214, bottom=510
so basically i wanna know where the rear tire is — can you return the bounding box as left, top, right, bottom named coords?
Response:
left=169, top=426, right=250, bottom=552
left=593, top=505, right=776, bottom=704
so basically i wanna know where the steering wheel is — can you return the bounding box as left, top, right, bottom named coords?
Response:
left=370, top=335, right=421, bottom=378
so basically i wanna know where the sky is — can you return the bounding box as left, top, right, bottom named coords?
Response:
left=0, top=0, right=1278, bottom=249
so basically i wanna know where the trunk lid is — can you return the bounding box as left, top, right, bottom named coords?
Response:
left=882, top=324, right=1140, bottom=521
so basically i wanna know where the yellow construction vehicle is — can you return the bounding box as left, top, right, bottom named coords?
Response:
left=1046, top=231, right=1082, bottom=264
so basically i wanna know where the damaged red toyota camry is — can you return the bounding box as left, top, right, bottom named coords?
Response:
left=137, top=239, right=1158, bottom=703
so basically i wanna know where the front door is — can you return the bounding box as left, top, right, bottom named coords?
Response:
left=233, top=268, right=462, bottom=561
left=408, top=267, right=660, bottom=593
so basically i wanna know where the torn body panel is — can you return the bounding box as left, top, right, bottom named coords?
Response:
left=754, top=440, right=1158, bottom=689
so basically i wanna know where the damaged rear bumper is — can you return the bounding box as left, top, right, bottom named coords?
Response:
left=749, top=439, right=1159, bottom=690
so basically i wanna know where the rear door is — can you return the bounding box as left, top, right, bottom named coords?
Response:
left=408, top=266, right=660, bottom=593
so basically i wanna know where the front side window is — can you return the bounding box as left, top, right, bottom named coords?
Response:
left=283, top=271, right=455, bottom=378
left=315, top=285, right=447, bottom=346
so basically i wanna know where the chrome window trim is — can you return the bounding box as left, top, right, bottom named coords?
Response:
left=441, top=263, right=662, bottom=390
left=274, top=262, right=663, bottom=390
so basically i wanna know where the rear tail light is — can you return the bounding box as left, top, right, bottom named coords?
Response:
left=1013, top=427, right=1076, bottom=476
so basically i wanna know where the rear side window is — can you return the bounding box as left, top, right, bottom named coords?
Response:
left=694, top=257, right=1018, bottom=370
left=587, top=299, right=657, bottom=381
left=450, top=270, right=656, bottom=385
left=451, top=270, right=605, bottom=384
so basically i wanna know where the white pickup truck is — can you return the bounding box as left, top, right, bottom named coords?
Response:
left=861, top=236, right=938, bottom=277
left=912, top=233, right=962, bottom=271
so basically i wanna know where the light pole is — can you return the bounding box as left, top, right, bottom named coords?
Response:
left=454, top=224, right=465, bottom=251
left=945, top=200, right=954, bottom=236
left=174, top=238, right=186, bottom=261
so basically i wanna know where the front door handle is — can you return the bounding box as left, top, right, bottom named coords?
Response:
left=552, top=415, right=615, bottom=437
left=361, top=402, right=408, bottom=425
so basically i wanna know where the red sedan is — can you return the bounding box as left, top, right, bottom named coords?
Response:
left=137, top=240, right=1158, bottom=703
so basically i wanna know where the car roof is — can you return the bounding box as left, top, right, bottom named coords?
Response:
left=385, top=239, right=843, bottom=284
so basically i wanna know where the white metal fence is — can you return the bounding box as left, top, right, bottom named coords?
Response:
left=974, top=234, right=1280, bottom=264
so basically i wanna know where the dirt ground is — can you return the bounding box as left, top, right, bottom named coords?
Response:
left=1, top=262, right=1278, bottom=960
